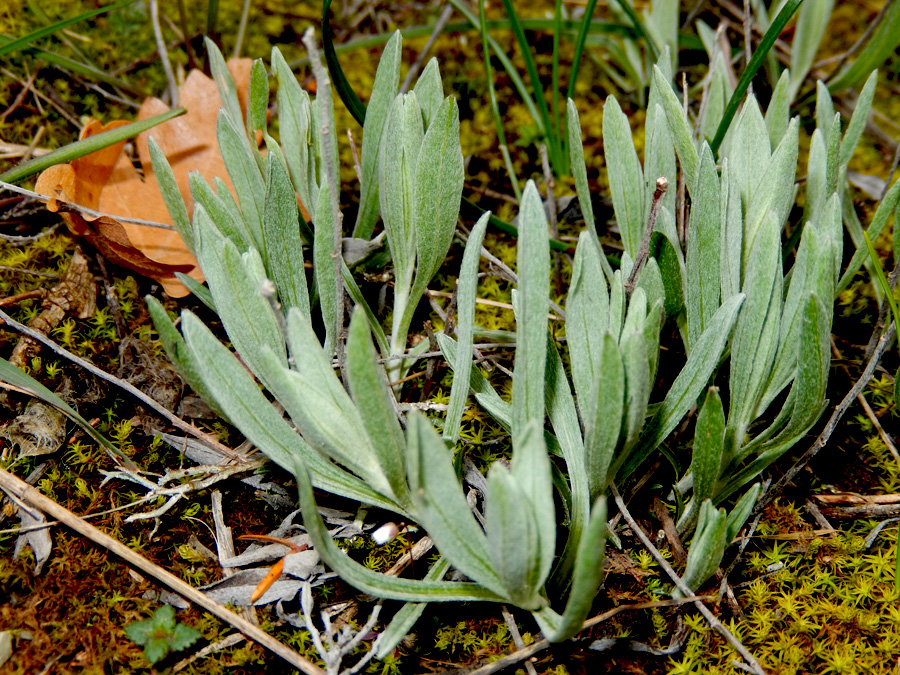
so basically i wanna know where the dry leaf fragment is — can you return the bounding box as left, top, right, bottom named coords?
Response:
left=10, top=247, right=96, bottom=369
left=35, top=60, right=253, bottom=297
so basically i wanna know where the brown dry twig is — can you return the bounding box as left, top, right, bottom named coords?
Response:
left=0, top=466, right=325, bottom=675
left=0, top=307, right=250, bottom=463
left=756, top=322, right=897, bottom=513
left=611, top=484, right=767, bottom=675
left=461, top=595, right=713, bottom=675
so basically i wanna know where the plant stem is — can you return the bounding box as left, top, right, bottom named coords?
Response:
left=625, top=177, right=668, bottom=295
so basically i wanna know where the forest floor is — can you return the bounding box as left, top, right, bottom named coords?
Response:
left=1, top=1, right=900, bottom=674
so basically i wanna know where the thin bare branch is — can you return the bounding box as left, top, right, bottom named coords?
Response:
left=611, top=484, right=766, bottom=675
left=0, top=467, right=325, bottom=675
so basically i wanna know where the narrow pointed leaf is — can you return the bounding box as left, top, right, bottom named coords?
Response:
left=194, top=207, right=286, bottom=378
left=263, top=143, right=310, bottom=316
left=346, top=308, right=408, bottom=505
left=180, top=312, right=394, bottom=509
left=0, top=357, right=134, bottom=468
left=651, top=66, right=698, bottom=193
left=413, top=58, right=444, bottom=128
left=512, top=181, right=550, bottom=440
left=603, top=95, right=645, bottom=256
left=406, top=413, right=506, bottom=596
left=535, top=497, right=607, bottom=642
left=444, top=212, right=489, bottom=442
left=272, top=47, right=316, bottom=221
left=354, top=31, right=402, bottom=239
left=296, top=463, right=505, bottom=602
left=692, top=387, right=726, bottom=506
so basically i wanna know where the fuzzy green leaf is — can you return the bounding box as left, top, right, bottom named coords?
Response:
left=678, top=500, right=727, bottom=595
left=247, top=59, right=269, bottom=137
left=512, top=181, right=550, bottom=441
left=346, top=308, right=409, bottom=507
left=193, top=207, right=286, bottom=379
left=354, top=31, right=402, bottom=239
left=692, top=387, right=726, bottom=507
left=444, top=212, right=489, bottom=442
left=272, top=47, right=317, bottom=223
left=147, top=138, right=193, bottom=252
left=685, top=144, right=721, bottom=347
left=584, top=333, right=624, bottom=496
left=145, top=296, right=225, bottom=420
left=216, top=111, right=266, bottom=252
left=766, top=70, right=791, bottom=149
left=623, top=293, right=744, bottom=477
left=380, top=93, right=424, bottom=298
left=603, top=95, right=645, bottom=257
left=413, top=58, right=444, bottom=129
left=406, top=413, right=507, bottom=596
left=180, top=312, right=394, bottom=509
left=263, top=143, right=310, bottom=316
left=651, top=66, right=698, bottom=194
left=205, top=37, right=246, bottom=138
left=566, top=231, right=611, bottom=408
left=296, top=460, right=505, bottom=602
left=788, top=0, right=835, bottom=101
left=405, top=96, right=464, bottom=327
left=534, top=497, right=607, bottom=642
left=314, top=181, right=339, bottom=356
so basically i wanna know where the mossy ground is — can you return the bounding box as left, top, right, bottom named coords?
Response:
left=1, top=1, right=900, bottom=673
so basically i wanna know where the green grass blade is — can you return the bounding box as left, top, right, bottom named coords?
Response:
left=710, top=0, right=804, bottom=156
left=446, top=0, right=543, bottom=142
left=864, top=231, right=900, bottom=329
left=499, top=0, right=561, bottom=169
left=0, top=37, right=144, bottom=95
left=552, top=0, right=564, bottom=173
left=827, top=0, right=900, bottom=93
left=611, top=0, right=660, bottom=62
left=322, top=0, right=367, bottom=125
left=478, top=0, right=521, bottom=200
left=0, top=1, right=133, bottom=58
left=298, top=18, right=633, bottom=68
left=0, top=357, right=134, bottom=468
left=566, top=0, right=599, bottom=102
left=837, top=178, right=900, bottom=295
left=0, top=109, right=184, bottom=184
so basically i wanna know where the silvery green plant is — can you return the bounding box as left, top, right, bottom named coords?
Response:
left=140, top=28, right=899, bottom=654
left=144, top=36, right=610, bottom=650
left=447, top=54, right=896, bottom=596
left=612, top=60, right=890, bottom=579
left=292, top=181, right=611, bottom=648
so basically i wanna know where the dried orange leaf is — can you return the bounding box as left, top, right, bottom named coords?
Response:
left=35, top=60, right=254, bottom=297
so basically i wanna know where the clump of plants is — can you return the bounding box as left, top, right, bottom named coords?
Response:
left=3, top=1, right=900, bottom=672
left=128, top=5, right=900, bottom=665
